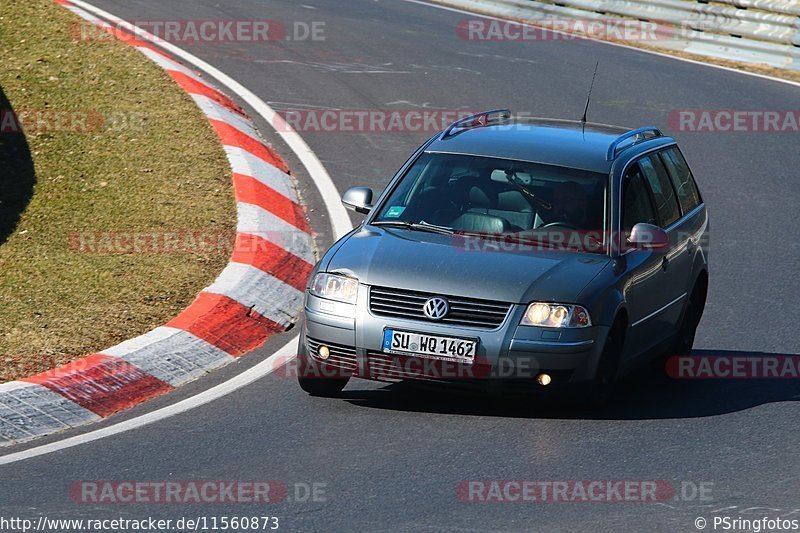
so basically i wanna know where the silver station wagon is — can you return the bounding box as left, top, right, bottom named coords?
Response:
left=297, top=110, right=709, bottom=403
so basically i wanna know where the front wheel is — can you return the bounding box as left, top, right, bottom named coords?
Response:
left=297, top=375, right=349, bottom=397
left=672, top=277, right=708, bottom=356
left=296, top=353, right=350, bottom=397
left=577, top=320, right=624, bottom=407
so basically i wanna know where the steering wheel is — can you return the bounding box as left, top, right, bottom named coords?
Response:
left=540, top=221, right=581, bottom=231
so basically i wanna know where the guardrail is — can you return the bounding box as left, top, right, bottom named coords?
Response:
left=442, top=0, right=800, bottom=70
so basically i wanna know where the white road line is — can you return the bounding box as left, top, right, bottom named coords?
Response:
left=69, top=0, right=354, bottom=239
left=9, top=0, right=787, bottom=466
left=0, top=0, right=358, bottom=464
left=0, top=337, right=299, bottom=465
left=404, top=0, right=800, bottom=89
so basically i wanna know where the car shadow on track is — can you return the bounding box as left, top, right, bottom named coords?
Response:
left=340, top=350, right=800, bottom=420
left=0, top=85, right=37, bottom=246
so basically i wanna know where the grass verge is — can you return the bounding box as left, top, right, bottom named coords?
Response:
left=0, top=0, right=236, bottom=381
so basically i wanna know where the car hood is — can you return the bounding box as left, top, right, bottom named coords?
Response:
left=325, top=227, right=611, bottom=304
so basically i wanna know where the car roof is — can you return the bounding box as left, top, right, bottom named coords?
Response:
left=425, top=117, right=673, bottom=174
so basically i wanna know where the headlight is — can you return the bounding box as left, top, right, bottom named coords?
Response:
left=520, top=302, right=591, bottom=328
left=309, top=273, right=359, bottom=304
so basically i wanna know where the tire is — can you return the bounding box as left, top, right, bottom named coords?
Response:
left=577, top=319, right=625, bottom=407
left=297, top=353, right=350, bottom=397
left=672, top=276, right=707, bottom=356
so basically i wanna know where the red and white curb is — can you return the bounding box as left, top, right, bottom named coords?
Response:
left=0, top=0, right=315, bottom=446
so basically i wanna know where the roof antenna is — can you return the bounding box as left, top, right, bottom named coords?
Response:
left=581, top=61, right=599, bottom=134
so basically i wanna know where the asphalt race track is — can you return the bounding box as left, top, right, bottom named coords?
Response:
left=2, top=1, right=799, bottom=531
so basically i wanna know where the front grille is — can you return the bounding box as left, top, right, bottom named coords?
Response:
left=368, top=286, right=512, bottom=329
left=306, top=337, right=357, bottom=373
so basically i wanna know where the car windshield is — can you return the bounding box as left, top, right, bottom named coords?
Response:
left=372, top=152, right=608, bottom=249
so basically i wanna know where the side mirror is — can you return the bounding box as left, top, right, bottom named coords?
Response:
left=342, top=186, right=373, bottom=214
left=627, top=223, right=669, bottom=250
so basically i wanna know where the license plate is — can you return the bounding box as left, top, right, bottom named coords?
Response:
left=382, top=329, right=476, bottom=363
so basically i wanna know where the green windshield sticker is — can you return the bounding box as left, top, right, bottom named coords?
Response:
left=385, top=206, right=406, bottom=218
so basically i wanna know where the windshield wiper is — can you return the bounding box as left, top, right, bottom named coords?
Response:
left=370, top=220, right=454, bottom=235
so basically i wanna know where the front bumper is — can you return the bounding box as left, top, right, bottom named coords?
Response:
left=302, top=290, right=610, bottom=391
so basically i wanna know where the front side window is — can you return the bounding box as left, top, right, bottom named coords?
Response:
left=660, top=147, right=701, bottom=214
left=622, top=165, right=657, bottom=235
left=639, top=154, right=681, bottom=227
left=372, top=152, right=608, bottom=247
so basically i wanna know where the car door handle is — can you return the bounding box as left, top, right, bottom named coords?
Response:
left=661, top=256, right=669, bottom=270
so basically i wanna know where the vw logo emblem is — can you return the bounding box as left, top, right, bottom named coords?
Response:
left=423, top=297, right=449, bottom=320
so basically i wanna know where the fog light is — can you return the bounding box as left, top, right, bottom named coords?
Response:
left=536, top=373, right=552, bottom=386
left=318, top=345, right=330, bottom=360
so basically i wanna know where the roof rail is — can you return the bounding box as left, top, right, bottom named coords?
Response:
left=606, top=126, right=662, bottom=161
left=441, top=108, right=511, bottom=139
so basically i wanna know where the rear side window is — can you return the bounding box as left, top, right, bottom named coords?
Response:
left=639, top=155, right=681, bottom=227
left=622, top=166, right=657, bottom=234
left=660, top=147, right=701, bottom=213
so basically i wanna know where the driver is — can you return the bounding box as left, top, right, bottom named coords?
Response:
left=551, top=181, right=589, bottom=229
